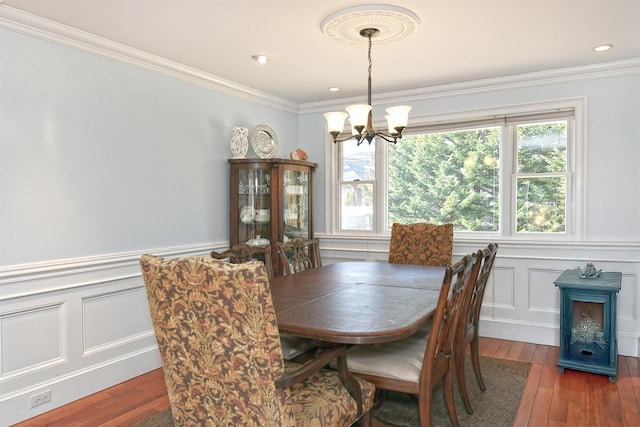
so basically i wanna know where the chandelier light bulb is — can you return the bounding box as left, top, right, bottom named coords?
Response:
left=385, top=106, right=412, bottom=130
left=384, top=115, right=394, bottom=134
left=345, top=104, right=371, bottom=128
left=323, top=112, right=348, bottom=133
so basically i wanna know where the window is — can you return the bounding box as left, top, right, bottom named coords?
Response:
left=388, top=126, right=501, bottom=232
left=514, top=121, right=568, bottom=233
left=340, top=141, right=375, bottom=230
left=335, top=100, right=583, bottom=239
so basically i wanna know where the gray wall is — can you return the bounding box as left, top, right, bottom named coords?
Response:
left=1, top=26, right=299, bottom=266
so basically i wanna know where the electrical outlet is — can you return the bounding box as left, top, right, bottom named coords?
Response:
left=30, top=390, right=52, bottom=408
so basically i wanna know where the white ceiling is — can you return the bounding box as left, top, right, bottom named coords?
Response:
left=3, top=0, right=640, bottom=105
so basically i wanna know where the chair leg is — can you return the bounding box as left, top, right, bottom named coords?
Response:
left=418, top=389, right=433, bottom=427
left=372, top=388, right=387, bottom=409
left=455, top=347, right=474, bottom=415
left=470, top=336, right=486, bottom=391
left=443, top=369, right=460, bottom=427
left=358, top=408, right=372, bottom=427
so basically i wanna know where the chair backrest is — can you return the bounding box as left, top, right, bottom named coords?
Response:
left=419, top=252, right=478, bottom=390
left=457, top=248, right=485, bottom=342
left=388, top=222, right=454, bottom=267
left=140, top=255, right=295, bottom=426
left=466, top=243, right=498, bottom=332
left=277, top=237, right=321, bottom=275
left=211, top=243, right=274, bottom=279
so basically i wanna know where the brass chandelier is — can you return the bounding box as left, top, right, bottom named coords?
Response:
left=324, top=28, right=411, bottom=146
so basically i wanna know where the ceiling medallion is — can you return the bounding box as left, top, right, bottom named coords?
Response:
left=321, top=4, right=420, bottom=47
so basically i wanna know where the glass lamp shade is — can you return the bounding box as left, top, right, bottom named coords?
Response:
left=385, top=106, right=412, bottom=130
left=324, top=112, right=348, bottom=133
left=345, top=104, right=372, bottom=128
left=384, top=115, right=395, bottom=134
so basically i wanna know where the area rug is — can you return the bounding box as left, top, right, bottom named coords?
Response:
left=135, top=356, right=530, bottom=427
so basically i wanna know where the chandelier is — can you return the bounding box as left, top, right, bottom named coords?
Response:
left=324, top=28, right=411, bottom=146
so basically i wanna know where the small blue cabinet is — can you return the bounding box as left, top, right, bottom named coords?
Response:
left=554, top=269, right=621, bottom=382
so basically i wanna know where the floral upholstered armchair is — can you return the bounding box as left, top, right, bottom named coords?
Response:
left=388, top=222, right=454, bottom=267
left=211, top=244, right=315, bottom=360
left=140, top=255, right=374, bottom=426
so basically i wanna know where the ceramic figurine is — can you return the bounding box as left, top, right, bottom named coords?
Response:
left=231, top=127, right=249, bottom=158
left=577, top=262, right=602, bottom=279
left=290, top=148, right=308, bottom=160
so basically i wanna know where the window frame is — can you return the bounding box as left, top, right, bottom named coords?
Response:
left=327, top=98, right=585, bottom=241
left=509, top=118, right=573, bottom=236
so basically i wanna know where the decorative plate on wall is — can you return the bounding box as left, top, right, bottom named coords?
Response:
left=251, top=124, right=278, bottom=158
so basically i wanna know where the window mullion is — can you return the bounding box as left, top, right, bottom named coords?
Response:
left=376, top=139, right=387, bottom=233
left=502, top=124, right=515, bottom=237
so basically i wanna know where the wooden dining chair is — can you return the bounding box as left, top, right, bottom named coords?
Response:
left=344, top=252, right=479, bottom=427
left=455, top=242, right=499, bottom=414
left=211, top=243, right=315, bottom=361
left=140, top=254, right=375, bottom=427
left=388, top=222, right=454, bottom=267
left=211, top=243, right=274, bottom=279
left=277, top=237, right=322, bottom=275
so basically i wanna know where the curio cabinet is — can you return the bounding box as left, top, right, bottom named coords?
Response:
left=228, top=158, right=317, bottom=276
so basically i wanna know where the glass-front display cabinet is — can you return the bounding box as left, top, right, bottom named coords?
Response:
left=228, top=158, right=317, bottom=276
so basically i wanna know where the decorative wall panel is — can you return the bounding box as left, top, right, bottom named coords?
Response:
left=529, top=269, right=563, bottom=311
left=618, top=274, right=636, bottom=322
left=0, top=304, right=65, bottom=377
left=83, top=287, right=152, bottom=354
left=489, top=266, right=516, bottom=312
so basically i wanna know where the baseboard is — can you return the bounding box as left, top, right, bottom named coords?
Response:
left=1, top=346, right=162, bottom=427
left=480, top=317, right=638, bottom=357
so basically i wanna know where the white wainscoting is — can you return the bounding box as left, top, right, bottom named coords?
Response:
left=318, top=234, right=640, bottom=358
left=0, top=243, right=221, bottom=427
left=1, top=238, right=637, bottom=425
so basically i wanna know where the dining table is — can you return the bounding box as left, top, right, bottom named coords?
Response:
left=270, top=261, right=447, bottom=345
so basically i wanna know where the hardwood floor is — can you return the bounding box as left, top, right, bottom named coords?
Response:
left=13, top=337, right=640, bottom=427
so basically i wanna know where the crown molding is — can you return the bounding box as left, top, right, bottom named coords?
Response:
left=2, top=5, right=638, bottom=117
left=301, top=58, right=640, bottom=113
left=0, top=5, right=299, bottom=113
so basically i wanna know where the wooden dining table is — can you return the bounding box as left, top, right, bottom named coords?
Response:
left=270, top=262, right=446, bottom=345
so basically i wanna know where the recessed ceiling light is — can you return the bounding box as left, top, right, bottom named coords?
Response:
left=593, top=44, right=613, bottom=52
left=251, top=55, right=270, bottom=64
left=328, top=87, right=340, bottom=92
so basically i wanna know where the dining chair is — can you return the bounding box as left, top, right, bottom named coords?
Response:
left=277, top=237, right=322, bottom=275
left=211, top=243, right=274, bottom=279
left=344, top=252, right=479, bottom=427
left=140, top=254, right=375, bottom=427
left=211, top=243, right=315, bottom=361
left=388, top=222, right=454, bottom=267
left=455, top=242, right=499, bottom=414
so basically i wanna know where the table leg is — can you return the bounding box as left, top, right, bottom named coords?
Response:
left=335, top=353, right=363, bottom=418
